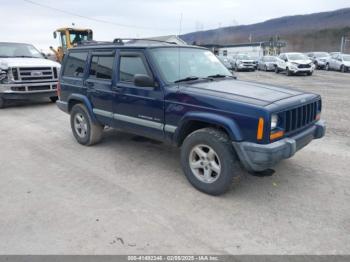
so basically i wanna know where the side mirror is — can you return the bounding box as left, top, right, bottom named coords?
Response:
left=41, top=52, right=48, bottom=59
left=284, top=59, right=288, bottom=62
left=53, top=31, right=57, bottom=39
left=133, top=74, right=154, bottom=88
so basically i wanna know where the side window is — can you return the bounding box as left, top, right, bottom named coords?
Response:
left=223, top=50, right=227, bottom=56
left=119, top=55, right=149, bottom=82
left=63, top=52, right=88, bottom=78
left=89, top=55, right=114, bottom=80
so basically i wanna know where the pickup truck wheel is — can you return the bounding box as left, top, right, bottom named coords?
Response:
left=70, top=104, right=104, bottom=146
left=50, top=96, right=58, bottom=103
left=0, top=96, right=5, bottom=109
left=181, top=128, right=241, bottom=196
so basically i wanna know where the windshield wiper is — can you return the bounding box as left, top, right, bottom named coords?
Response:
left=13, top=55, right=38, bottom=58
left=206, top=74, right=237, bottom=79
left=174, top=76, right=200, bottom=83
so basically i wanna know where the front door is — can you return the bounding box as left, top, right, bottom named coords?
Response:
left=111, top=50, right=165, bottom=141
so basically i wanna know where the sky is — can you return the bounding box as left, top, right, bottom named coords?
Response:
left=1, top=0, right=349, bottom=52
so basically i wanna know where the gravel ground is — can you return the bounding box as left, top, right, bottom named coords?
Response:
left=0, top=70, right=349, bottom=255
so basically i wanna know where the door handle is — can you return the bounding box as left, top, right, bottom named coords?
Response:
left=86, top=81, right=94, bottom=88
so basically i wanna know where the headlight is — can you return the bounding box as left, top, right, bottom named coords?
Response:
left=271, top=114, right=279, bottom=130
left=0, top=69, right=8, bottom=82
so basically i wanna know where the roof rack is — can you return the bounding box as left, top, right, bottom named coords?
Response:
left=79, top=40, right=113, bottom=46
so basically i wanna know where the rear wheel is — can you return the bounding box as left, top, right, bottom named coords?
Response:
left=181, top=128, right=242, bottom=196
left=70, top=104, right=104, bottom=146
left=0, top=96, right=5, bottom=109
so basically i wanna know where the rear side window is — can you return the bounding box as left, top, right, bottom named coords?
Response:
left=119, top=56, right=149, bottom=82
left=89, top=55, right=114, bottom=80
left=63, top=52, right=88, bottom=78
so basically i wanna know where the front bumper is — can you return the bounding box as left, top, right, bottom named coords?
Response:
left=233, top=121, right=326, bottom=172
left=237, top=64, right=255, bottom=70
left=0, top=82, right=57, bottom=100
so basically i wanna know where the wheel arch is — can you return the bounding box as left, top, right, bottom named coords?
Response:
left=67, top=94, right=98, bottom=123
left=174, top=112, right=243, bottom=146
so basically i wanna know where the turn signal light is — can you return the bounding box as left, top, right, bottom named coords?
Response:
left=257, top=118, right=264, bottom=140
left=270, top=131, right=285, bottom=141
left=316, top=113, right=321, bottom=121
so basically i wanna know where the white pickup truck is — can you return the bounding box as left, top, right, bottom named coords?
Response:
left=0, top=42, right=61, bottom=108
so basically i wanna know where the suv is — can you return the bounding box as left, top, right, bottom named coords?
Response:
left=57, top=40, right=326, bottom=195
left=0, top=42, right=61, bottom=108
left=306, top=52, right=330, bottom=70
left=326, top=53, right=350, bottom=72
left=232, top=54, right=256, bottom=72
left=276, top=53, right=314, bottom=76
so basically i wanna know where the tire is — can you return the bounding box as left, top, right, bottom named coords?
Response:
left=275, top=66, right=280, bottom=74
left=286, top=68, right=292, bottom=76
left=50, top=96, right=58, bottom=103
left=307, top=71, right=313, bottom=76
left=0, top=96, right=5, bottom=109
left=341, top=65, right=346, bottom=73
left=70, top=104, right=104, bottom=146
left=264, top=65, right=268, bottom=72
left=180, top=128, right=241, bottom=196
left=325, top=63, right=330, bottom=71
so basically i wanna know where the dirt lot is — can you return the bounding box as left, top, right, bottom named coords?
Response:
left=0, top=70, right=349, bottom=255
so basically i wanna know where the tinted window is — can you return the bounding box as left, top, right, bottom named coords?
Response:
left=119, top=56, right=149, bottom=82
left=89, top=55, right=114, bottom=80
left=63, top=52, right=88, bottom=78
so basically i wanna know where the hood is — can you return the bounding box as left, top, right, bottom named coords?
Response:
left=289, top=59, right=312, bottom=64
left=343, top=61, right=350, bottom=66
left=182, top=79, right=304, bottom=107
left=0, top=57, right=60, bottom=69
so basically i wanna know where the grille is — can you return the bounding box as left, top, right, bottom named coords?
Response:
left=282, top=100, right=321, bottom=134
left=298, top=64, right=311, bottom=69
left=14, top=67, right=58, bottom=82
left=11, top=85, right=52, bottom=92
left=28, top=85, right=51, bottom=91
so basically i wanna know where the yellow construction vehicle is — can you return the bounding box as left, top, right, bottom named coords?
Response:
left=50, top=27, right=93, bottom=62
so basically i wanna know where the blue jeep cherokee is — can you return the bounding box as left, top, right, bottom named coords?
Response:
left=57, top=40, right=326, bottom=195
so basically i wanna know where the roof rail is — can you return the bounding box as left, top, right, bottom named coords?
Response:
left=112, top=38, right=178, bottom=45
left=79, top=40, right=113, bottom=46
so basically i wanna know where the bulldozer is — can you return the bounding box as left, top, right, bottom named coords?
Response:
left=50, top=27, right=93, bottom=62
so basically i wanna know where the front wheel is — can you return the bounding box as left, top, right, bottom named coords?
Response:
left=341, top=65, right=347, bottom=73
left=70, top=104, right=104, bottom=146
left=325, top=63, right=330, bottom=71
left=286, top=68, right=293, bottom=76
left=275, top=66, right=280, bottom=74
left=50, top=96, right=58, bottom=103
left=181, top=128, right=241, bottom=196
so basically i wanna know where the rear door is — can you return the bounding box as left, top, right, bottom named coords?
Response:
left=86, top=50, right=115, bottom=125
left=111, top=50, right=165, bottom=140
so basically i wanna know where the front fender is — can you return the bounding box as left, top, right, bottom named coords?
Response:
left=175, top=111, right=243, bottom=143
left=67, top=93, right=98, bottom=123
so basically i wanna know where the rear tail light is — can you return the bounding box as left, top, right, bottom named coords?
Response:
left=57, top=81, right=61, bottom=98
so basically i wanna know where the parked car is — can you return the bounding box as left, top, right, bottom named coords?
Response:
left=232, top=54, right=256, bottom=71
left=326, top=53, right=350, bottom=72
left=275, top=53, right=315, bottom=76
left=57, top=40, right=325, bottom=195
left=218, top=56, right=233, bottom=69
left=257, top=56, right=280, bottom=71
left=306, top=52, right=330, bottom=69
left=0, top=42, right=60, bottom=108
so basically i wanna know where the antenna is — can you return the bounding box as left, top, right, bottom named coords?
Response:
left=177, top=13, right=183, bottom=88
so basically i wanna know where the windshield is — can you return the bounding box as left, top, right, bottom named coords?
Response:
left=343, top=55, right=350, bottom=61
left=0, top=43, right=43, bottom=58
left=287, top=53, right=308, bottom=60
left=237, top=55, right=251, bottom=60
left=314, top=52, right=329, bottom=58
left=70, top=31, right=91, bottom=45
left=264, top=56, right=276, bottom=62
left=150, top=48, right=231, bottom=83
